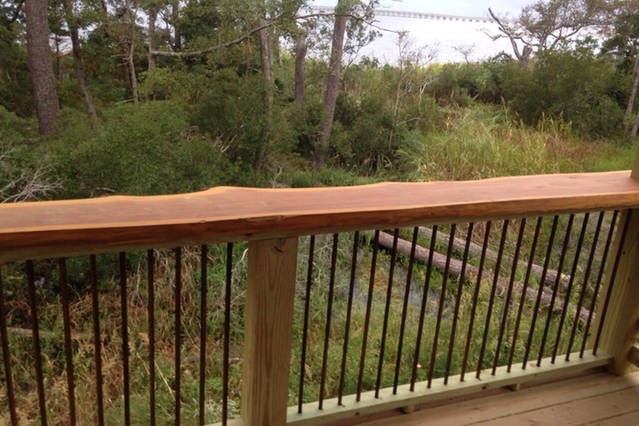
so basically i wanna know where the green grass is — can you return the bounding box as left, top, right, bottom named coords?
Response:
left=402, top=104, right=636, bottom=181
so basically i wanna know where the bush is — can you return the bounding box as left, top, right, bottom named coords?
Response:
left=0, top=107, right=58, bottom=201
left=50, top=102, right=232, bottom=197
left=502, top=48, right=626, bottom=138
left=194, top=68, right=296, bottom=171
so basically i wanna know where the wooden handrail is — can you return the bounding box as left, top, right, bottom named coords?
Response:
left=1, top=171, right=639, bottom=262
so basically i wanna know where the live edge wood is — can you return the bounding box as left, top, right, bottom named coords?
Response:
left=2, top=171, right=639, bottom=262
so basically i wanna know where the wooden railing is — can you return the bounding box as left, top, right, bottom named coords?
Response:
left=1, top=171, right=639, bottom=425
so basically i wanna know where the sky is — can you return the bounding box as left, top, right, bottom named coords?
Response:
left=310, top=1, right=533, bottom=63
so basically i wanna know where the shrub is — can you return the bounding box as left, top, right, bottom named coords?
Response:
left=50, top=102, right=232, bottom=197
left=502, top=49, right=626, bottom=138
left=193, top=68, right=296, bottom=171
left=0, top=107, right=59, bottom=201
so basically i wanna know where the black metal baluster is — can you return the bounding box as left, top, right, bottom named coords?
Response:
left=375, top=229, right=399, bottom=397
left=338, top=232, right=359, bottom=404
left=410, top=226, right=438, bottom=390
left=523, top=216, right=559, bottom=370
left=0, top=269, right=18, bottom=425
left=59, top=258, right=76, bottom=425
left=460, top=221, right=491, bottom=381
left=444, top=223, right=473, bottom=384
left=298, top=236, right=315, bottom=412
left=593, top=211, right=632, bottom=355
left=146, top=250, right=156, bottom=426
left=493, top=219, right=526, bottom=374
left=119, top=252, right=130, bottom=426
left=90, top=256, right=105, bottom=426
left=319, top=234, right=339, bottom=408
left=508, top=217, right=542, bottom=372
left=174, top=248, right=182, bottom=426
left=199, top=246, right=207, bottom=426
left=477, top=220, right=509, bottom=379
left=567, top=212, right=604, bottom=360
left=27, top=260, right=47, bottom=426
left=393, top=228, right=418, bottom=393
left=537, top=215, right=574, bottom=366
left=223, top=243, right=233, bottom=425
left=428, top=224, right=457, bottom=387
left=552, top=214, right=589, bottom=363
left=357, top=230, right=379, bottom=401
left=580, top=211, right=618, bottom=357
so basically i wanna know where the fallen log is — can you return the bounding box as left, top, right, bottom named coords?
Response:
left=418, top=226, right=570, bottom=289
left=375, top=231, right=590, bottom=322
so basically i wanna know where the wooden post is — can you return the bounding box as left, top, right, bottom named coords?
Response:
left=241, top=237, right=298, bottom=426
left=595, top=209, right=639, bottom=374
left=596, top=154, right=639, bottom=374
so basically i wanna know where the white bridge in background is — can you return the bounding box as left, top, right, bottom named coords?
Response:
left=311, top=5, right=493, bottom=24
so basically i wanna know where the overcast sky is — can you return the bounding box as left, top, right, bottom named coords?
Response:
left=310, top=1, right=533, bottom=62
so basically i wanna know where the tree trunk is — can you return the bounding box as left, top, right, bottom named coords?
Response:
left=375, top=231, right=590, bottom=322
left=417, top=226, right=570, bottom=289
left=258, top=20, right=273, bottom=108
left=125, top=0, right=138, bottom=105
left=63, top=0, right=97, bottom=125
left=129, top=38, right=139, bottom=105
left=25, top=0, right=59, bottom=135
left=316, top=1, right=349, bottom=167
left=294, top=30, right=307, bottom=110
left=632, top=108, right=639, bottom=138
left=171, top=0, right=181, bottom=50
left=147, top=6, right=158, bottom=72
left=627, top=54, right=639, bottom=122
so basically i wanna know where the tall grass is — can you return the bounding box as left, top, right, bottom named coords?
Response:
left=403, top=104, right=635, bottom=181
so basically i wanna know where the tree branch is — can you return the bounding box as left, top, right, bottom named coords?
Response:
left=151, top=10, right=402, bottom=58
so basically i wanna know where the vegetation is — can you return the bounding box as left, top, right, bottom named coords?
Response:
left=1, top=0, right=639, bottom=424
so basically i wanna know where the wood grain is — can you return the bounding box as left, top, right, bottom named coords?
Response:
left=595, top=209, right=639, bottom=374
left=286, top=352, right=612, bottom=426
left=630, top=344, right=639, bottom=368
left=362, top=371, right=639, bottom=426
left=241, top=238, right=298, bottom=426
left=1, top=171, right=639, bottom=261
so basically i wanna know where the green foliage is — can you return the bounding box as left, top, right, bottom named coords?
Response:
left=403, top=104, right=624, bottom=182
left=194, top=68, right=296, bottom=172
left=325, top=62, right=440, bottom=175
left=426, top=60, right=515, bottom=105
left=0, top=23, right=33, bottom=116
left=502, top=48, right=626, bottom=138
left=49, top=102, right=232, bottom=197
left=0, top=107, right=60, bottom=202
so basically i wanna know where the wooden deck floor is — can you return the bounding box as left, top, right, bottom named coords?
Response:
left=348, top=370, right=639, bottom=426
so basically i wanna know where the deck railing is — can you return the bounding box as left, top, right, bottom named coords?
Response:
left=1, top=171, right=639, bottom=425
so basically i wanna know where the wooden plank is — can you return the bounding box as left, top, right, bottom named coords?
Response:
left=630, top=344, right=639, bottom=368
left=286, top=352, right=612, bottom=426
left=365, top=372, right=639, bottom=426
left=241, top=238, right=298, bottom=426
left=588, top=410, right=639, bottom=425
left=594, top=209, right=639, bottom=374
left=1, top=171, right=639, bottom=262
left=484, top=387, right=639, bottom=426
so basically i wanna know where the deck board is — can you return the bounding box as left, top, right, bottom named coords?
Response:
left=358, top=371, right=639, bottom=426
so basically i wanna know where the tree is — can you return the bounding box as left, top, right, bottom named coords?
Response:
left=488, top=0, right=615, bottom=65
left=25, top=0, right=59, bottom=134
left=602, top=4, right=639, bottom=136
left=62, top=0, right=98, bottom=124
left=315, top=0, right=378, bottom=167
